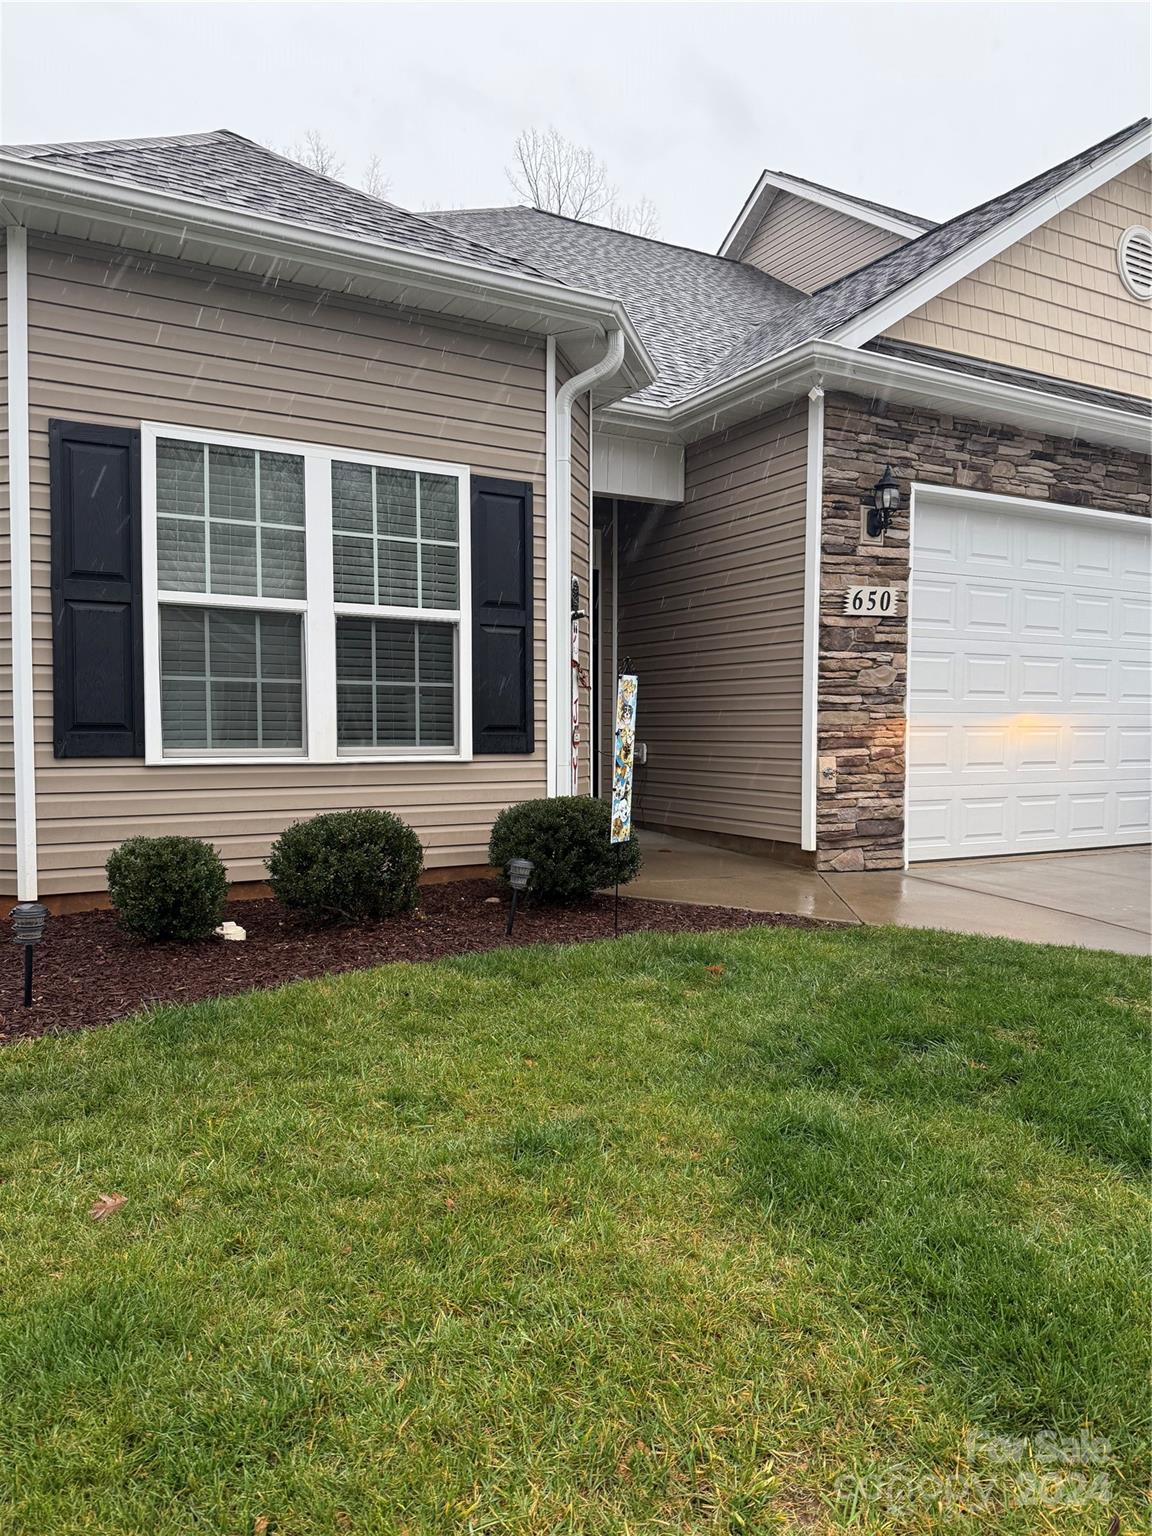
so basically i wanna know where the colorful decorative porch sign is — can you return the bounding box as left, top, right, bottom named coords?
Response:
left=610, top=673, right=638, bottom=844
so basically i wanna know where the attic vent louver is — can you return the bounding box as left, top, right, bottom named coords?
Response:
left=1117, top=225, right=1152, bottom=299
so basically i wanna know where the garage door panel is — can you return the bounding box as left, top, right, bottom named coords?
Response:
left=909, top=496, right=1151, bottom=861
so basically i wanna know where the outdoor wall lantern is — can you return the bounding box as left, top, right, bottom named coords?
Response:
left=506, top=858, right=534, bottom=937
left=11, top=902, right=49, bottom=1007
left=867, top=464, right=902, bottom=539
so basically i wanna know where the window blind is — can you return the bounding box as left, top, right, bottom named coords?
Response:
left=332, top=461, right=458, bottom=609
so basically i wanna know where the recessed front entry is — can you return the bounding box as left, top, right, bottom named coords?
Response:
left=907, top=491, right=1152, bottom=861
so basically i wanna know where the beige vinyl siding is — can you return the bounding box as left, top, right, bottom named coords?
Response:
left=741, top=192, right=905, bottom=292
left=26, top=234, right=554, bottom=895
left=884, top=163, right=1152, bottom=398
left=0, top=235, right=13, bottom=893
left=616, top=401, right=807, bottom=844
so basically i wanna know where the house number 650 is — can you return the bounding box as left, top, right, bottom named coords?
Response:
left=843, top=585, right=899, bottom=616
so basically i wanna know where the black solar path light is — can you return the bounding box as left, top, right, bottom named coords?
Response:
left=11, top=902, right=49, bottom=1007
left=506, top=858, right=533, bottom=937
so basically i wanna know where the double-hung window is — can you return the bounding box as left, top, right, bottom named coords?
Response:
left=142, top=425, right=471, bottom=764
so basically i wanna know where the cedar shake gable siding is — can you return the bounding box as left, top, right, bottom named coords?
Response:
left=883, top=163, right=1152, bottom=401
left=816, top=392, right=1152, bottom=871
left=23, top=233, right=572, bottom=897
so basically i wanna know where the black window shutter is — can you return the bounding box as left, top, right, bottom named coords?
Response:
left=50, top=421, right=144, bottom=758
left=471, top=476, right=534, bottom=755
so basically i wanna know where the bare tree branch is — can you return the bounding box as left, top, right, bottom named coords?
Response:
left=608, top=195, right=661, bottom=239
left=506, top=127, right=661, bottom=237
left=507, top=127, right=615, bottom=221
left=277, top=131, right=391, bottom=199
left=362, top=153, right=390, bottom=200
left=286, top=129, right=345, bottom=179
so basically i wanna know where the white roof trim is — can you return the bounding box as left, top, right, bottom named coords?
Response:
left=827, top=123, right=1152, bottom=349
left=599, top=339, right=1151, bottom=454
left=720, top=170, right=927, bottom=258
left=0, top=151, right=659, bottom=393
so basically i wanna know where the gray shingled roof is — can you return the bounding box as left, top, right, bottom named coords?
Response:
left=437, top=118, right=1150, bottom=409
left=702, top=117, right=1151, bottom=393
left=424, top=207, right=807, bottom=407
left=761, top=170, right=936, bottom=231
left=1, top=130, right=562, bottom=282
left=867, top=339, right=1152, bottom=416
left=6, top=121, right=1147, bottom=417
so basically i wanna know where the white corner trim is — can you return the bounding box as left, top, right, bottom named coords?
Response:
left=6, top=227, right=37, bottom=901
left=722, top=170, right=927, bottom=260
left=800, top=385, right=825, bottom=852
left=828, top=124, right=1152, bottom=350
left=545, top=337, right=558, bottom=796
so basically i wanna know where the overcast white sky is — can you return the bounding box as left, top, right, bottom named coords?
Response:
left=1, top=1, right=1148, bottom=251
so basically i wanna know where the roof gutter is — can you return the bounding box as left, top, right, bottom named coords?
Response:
left=600, top=339, right=1152, bottom=453
left=0, top=153, right=658, bottom=394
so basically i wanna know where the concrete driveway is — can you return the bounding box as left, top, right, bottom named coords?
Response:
left=628, top=832, right=1151, bottom=955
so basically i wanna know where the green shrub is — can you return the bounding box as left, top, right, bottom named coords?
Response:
left=266, top=809, right=424, bottom=923
left=106, top=835, right=229, bottom=942
left=488, top=796, right=641, bottom=904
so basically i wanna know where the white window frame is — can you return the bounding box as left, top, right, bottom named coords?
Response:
left=141, top=422, right=472, bottom=766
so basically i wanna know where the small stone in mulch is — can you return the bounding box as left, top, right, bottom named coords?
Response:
left=0, top=878, right=838, bottom=1045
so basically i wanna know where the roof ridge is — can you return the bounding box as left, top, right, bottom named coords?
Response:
left=230, top=138, right=558, bottom=277
left=428, top=202, right=757, bottom=266
left=4, top=128, right=231, bottom=158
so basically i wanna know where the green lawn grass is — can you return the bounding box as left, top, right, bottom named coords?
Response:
left=0, top=924, right=1147, bottom=1534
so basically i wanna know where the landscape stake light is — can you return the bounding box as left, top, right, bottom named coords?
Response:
left=867, top=464, right=902, bottom=539
left=506, top=858, right=533, bottom=937
left=11, top=902, right=49, bottom=1008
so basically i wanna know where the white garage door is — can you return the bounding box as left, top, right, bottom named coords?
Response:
left=908, top=491, right=1151, bottom=861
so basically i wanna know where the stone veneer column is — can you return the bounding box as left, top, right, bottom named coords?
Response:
left=814, top=392, right=1151, bottom=873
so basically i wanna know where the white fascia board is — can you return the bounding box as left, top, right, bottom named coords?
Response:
left=0, top=155, right=657, bottom=393
left=718, top=176, right=780, bottom=258
left=600, top=339, right=1152, bottom=454
left=827, top=124, right=1152, bottom=350
left=720, top=170, right=925, bottom=258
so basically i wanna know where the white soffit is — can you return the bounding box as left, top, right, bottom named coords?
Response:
left=592, top=433, right=685, bottom=503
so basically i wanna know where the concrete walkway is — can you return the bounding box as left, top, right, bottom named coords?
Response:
left=627, top=832, right=1151, bottom=955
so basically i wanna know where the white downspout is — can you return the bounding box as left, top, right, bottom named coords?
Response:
left=544, top=338, right=558, bottom=795
left=553, top=327, right=625, bottom=795
left=6, top=226, right=37, bottom=900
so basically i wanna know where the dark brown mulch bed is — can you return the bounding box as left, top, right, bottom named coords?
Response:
left=0, top=879, right=837, bottom=1045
